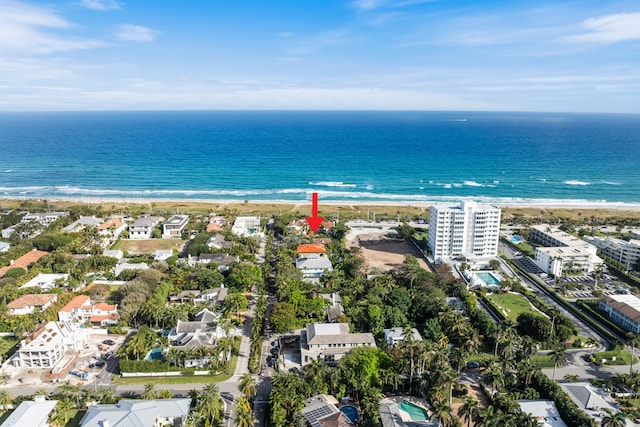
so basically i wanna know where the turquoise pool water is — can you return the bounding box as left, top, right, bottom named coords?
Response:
left=340, top=405, right=360, bottom=423
left=510, top=235, right=523, bottom=243
left=147, top=347, right=164, bottom=361
left=398, top=400, right=429, bottom=421
left=476, top=272, right=501, bottom=285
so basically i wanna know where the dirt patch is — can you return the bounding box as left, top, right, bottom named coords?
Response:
left=451, top=384, right=490, bottom=427
left=348, top=233, right=431, bottom=272
left=115, top=239, right=186, bottom=255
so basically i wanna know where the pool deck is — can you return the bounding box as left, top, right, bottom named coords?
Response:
left=379, top=396, right=438, bottom=427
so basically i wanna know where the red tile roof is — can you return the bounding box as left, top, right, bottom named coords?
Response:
left=98, top=218, right=123, bottom=230
left=7, top=293, right=57, bottom=309
left=90, top=314, right=117, bottom=323
left=297, top=244, right=326, bottom=254
left=93, top=302, right=116, bottom=311
left=0, top=250, right=49, bottom=278
left=59, top=295, right=90, bottom=313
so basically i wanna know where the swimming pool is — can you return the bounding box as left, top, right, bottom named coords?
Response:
left=510, top=235, right=523, bottom=244
left=147, top=347, right=164, bottom=361
left=398, top=400, right=429, bottom=421
left=340, top=405, right=360, bottom=424
left=476, top=272, right=502, bottom=285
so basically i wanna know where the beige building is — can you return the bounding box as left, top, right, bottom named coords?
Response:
left=599, top=294, right=640, bottom=334
left=301, top=323, right=376, bottom=365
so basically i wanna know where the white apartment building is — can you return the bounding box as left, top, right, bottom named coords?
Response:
left=599, top=294, right=640, bottom=334
left=530, top=225, right=603, bottom=276
left=427, top=201, right=501, bottom=259
left=162, top=214, right=189, bottom=238
left=584, top=235, right=640, bottom=270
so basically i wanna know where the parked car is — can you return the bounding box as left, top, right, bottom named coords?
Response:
left=102, top=339, right=116, bottom=346
left=104, top=350, right=114, bottom=359
left=270, top=347, right=279, bottom=356
left=467, top=361, right=480, bottom=369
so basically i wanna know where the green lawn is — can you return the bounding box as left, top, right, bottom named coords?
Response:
left=0, top=337, right=19, bottom=360
left=114, top=337, right=241, bottom=386
left=110, top=239, right=185, bottom=255
left=592, top=346, right=635, bottom=365
left=530, top=354, right=555, bottom=368
left=486, top=292, right=538, bottom=321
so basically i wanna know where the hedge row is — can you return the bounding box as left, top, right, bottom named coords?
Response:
left=118, top=359, right=179, bottom=373
left=576, top=301, right=629, bottom=339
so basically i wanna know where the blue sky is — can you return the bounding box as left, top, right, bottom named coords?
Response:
left=1, top=0, right=640, bottom=112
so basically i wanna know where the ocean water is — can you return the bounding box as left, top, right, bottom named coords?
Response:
left=0, top=110, right=639, bottom=206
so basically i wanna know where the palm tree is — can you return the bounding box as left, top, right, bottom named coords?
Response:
left=484, top=364, right=505, bottom=394
left=197, top=384, right=224, bottom=427
left=53, top=398, right=75, bottom=426
left=239, top=373, right=257, bottom=399
left=235, top=396, right=254, bottom=427
left=184, top=411, right=205, bottom=427
left=458, top=397, right=481, bottom=427
left=0, top=390, right=13, bottom=413
left=601, top=409, right=627, bottom=427
left=627, top=332, right=640, bottom=374
left=141, top=383, right=158, bottom=400
left=551, top=345, right=567, bottom=381
left=95, top=387, right=117, bottom=404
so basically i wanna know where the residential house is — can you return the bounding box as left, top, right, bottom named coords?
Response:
left=599, top=294, right=640, bottom=333
left=189, top=253, right=238, bottom=270
left=1, top=226, right=16, bottom=239
left=287, top=219, right=308, bottom=235
left=300, top=323, right=376, bottom=365
left=103, top=249, right=124, bottom=260
left=10, top=321, right=86, bottom=369
left=517, top=400, right=567, bottom=427
left=383, top=327, right=423, bottom=347
left=20, top=273, right=68, bottom=291
left=128, top=215, right=164, bottom=239
left=0, top=249, right=49, bottom=278
left=169, top=287, right=228, bottom=306
left=21, top=212, right=68, bottom=226
left=297, top=244, right=327, bottom=259
left=560, top=382, right=632, bottom=426
left=206, top=234, right=234, bottom=250
left=296, top=257, right=333, bottom=282
left=167, top=309, right=226, bottom=367
left=58, top=295, right=118, bottom=326
left=114, top=262, right=148, bottom=277
left=153, top=249, right=174, bottom=261
left=79, top=399, right=191, bottom=427
left=7, top=294, right=58, bottom=316
left=301, top=395, right=354, bottom=427
left=320, top=292, right=344, bottom=323
left=61, top=216, right=104, bottom=232
left=206, top=216, right=226, bottom=233
left=0, top=242, right=9, bottom=253
left=231, top=216, right=261, bottom=237
left=0, top=396, right=58, bottom=427
left=162, top=214, right=189, bottom=238
left=98, top=218, right=127, bottom=239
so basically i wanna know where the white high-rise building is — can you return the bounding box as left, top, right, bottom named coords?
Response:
left=428, top=201, right=501, bottom=259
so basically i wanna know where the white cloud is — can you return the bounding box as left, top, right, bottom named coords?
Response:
left=0, top=0, right=105, bottom=54
left=567, top=12, right=640, bottom=44
left=114, top=24, right=159, bottom=42
left=80, top=0, right=122, bottom=11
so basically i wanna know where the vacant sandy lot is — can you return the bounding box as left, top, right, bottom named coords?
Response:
left=347, top=229, right=431, bottom=272
left=115, top=239, right=186, bottom=255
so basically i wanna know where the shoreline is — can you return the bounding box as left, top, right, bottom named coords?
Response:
left=4, top=196, right=640, bottom=218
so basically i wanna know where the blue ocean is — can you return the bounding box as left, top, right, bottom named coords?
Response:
left=0, top=111, right=639, bottom=206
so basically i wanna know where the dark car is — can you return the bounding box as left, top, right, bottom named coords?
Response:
left=102, top=339, right=116, bottom=346
left=467, top=361, right=480, bottom=369
left=270, top=347, right=279, bottom=355
left=89, top=360, right=106, bottom=369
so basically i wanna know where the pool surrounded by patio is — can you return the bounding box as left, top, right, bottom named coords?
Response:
left=147, top=347, right=164, bottom=361
left=339, top=405, right=360, bottom=424
left=475, top=271, right=502, bottom=286
left=398, top=400, right=429, bottom=421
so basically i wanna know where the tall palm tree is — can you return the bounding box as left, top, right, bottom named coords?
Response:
left=457, top=397, right=480, bottom=427
left=627, top=332, right=640, bottom=374
left=95, top=387, right=117, bottom=404
left=239, top=373, right=257, bottom=399
left=197, top=384, right=224, bottom=427
left=141, top=383, right=158, bottom=400
left=53, top=398, right=75, bottom=426
left=601, top=409, right=627, bottom=427
left=0, top=390, right=13, bottom=413
left=430, top=400, right=454, bottom=427
left=235, top=396, right=254, bottom=427
left=551, top=345, right=567, bottom=381
left=184, top=411, right=205, bottom=427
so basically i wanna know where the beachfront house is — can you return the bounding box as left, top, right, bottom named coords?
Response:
left=61, top=216, right=104, bottom=232
left=162, top=214, right=189, bottom=238
left=21, top=211, right=68, bottom=227
left=231, top=216, right=262, bottom=237
left=7, top=293, right=58, bottom=316
left=128, top=215, right=164, bottom=239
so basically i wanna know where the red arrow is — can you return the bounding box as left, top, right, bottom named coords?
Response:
left=306, top=192, right=324, bottom=234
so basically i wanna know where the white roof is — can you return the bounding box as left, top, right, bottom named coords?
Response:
left=0, top=399, right=58, bottom=427
left=517, top=400, right=567, bottom=427
left=20, top=273, right=68, bottom=289
left=80, top=399, right=191, bottom=427
left=20, top=322, right=76, bottom=353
